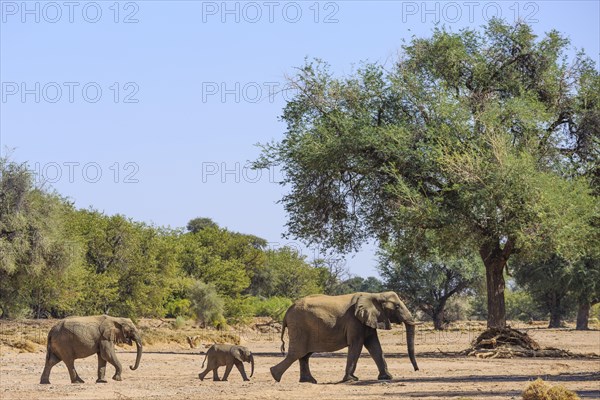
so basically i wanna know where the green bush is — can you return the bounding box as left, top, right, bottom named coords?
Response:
left=224, top=296, right=254, bottom=325
left=173, top=316, right=187, bottom=329
left=164, top=298, right=192, bottom=318
left=506, top=289, right=546, bottom=321
left=249, top=297, right=292, bottom=321
left=445, top=295, right=472, bottom=322
left=188, top=281, right=224, bottom=327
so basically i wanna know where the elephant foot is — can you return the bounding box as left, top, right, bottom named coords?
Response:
left=341, top=374, right=359, bottom=383
left=40, top=379, right=50, bottom=385
left=270, top=366, right=281, bottom=382
left=72, top=377, right=85, bottom=384
left=378, top=372, right=393, bottom=381
left=299, top=376, right=317, bottom=384
left=96, top=379, right=108, bottom=384
left=243, top=378, right=250, bottom=382
left=112, top=375, right=122, bottom=382
left=198, top=374, right=204, bottom=381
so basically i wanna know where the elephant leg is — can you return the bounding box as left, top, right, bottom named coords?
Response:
left=64, top=358, right=85, bottom=384
left=299, top=353, right=317, bottom=384
left=270, top=353, right=301, bottom=382
left=100, top=342, right=123, bottom=381
left=212, top=367, right=220, bottom=381
left=96, top=353, right=108, bottom=383
left=40, top=352, right=61, bottom=384
left=342, top=341, right=363, bottom=382
left=364, top=333, right=392, bottom=380
left=222, top=363, right=234, bottom=381
left=233, top=360, right=249, bottom=381
left=198, top=366, right=211, bottom=381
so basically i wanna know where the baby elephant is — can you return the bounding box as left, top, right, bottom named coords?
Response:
left=199, top=344, right=254, bottom=381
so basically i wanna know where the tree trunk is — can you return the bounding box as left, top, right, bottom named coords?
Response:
left=576, top=302, right=590, bottom=330
left=432, top=299, right=447, bottom=330
left=548, top=293, right=563, bottom=328
left=480, top=241, right=511, bottom=329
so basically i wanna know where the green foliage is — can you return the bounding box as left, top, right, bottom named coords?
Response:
left=513, top=256, right=576, bottom=326
left=179, top=227, right=265, bottom=297
left=186, top=217, right=218, bottom=233
left=223, top=296, right=254, bottom=325
left=327, top=276, right=384, bottom=295
left=591, top=303, right=600, bottom=320
left=257, top=248, right=323, bottom=299
left=188, top=281, right=224, bottom=327
left=0, top=158, right=80, bottom=318
left=378, top=245, right=483, bottom=328
left=444, top=295, right=472, bottom=322
left=174, top=316, right=187, bottom=330
left=248, top=247, right=323, bottom=298
left=0, top=159, right=324, bottom=322
left=505, top=289, right=546, bottom=322
left=164, top=298, right=192, bottom=318
left=248, top=296, right=292, bottom=321
left=255, top=20, right=599, bottom=327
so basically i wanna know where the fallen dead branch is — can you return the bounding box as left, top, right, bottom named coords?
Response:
left=462, top=327, right=599, bottom=359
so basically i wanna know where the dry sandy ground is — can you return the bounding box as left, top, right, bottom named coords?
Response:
left=1, top=321, right=599, bottom=400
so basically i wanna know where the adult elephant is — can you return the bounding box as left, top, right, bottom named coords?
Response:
left=270, top=292, right=418, bottom=383
left=40, top=315, right=142, bottom=384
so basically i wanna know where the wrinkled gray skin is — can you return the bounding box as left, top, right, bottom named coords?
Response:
left=199, top=344, right=254, bottom=381
left=40, top=315, right=142, bottom=384
left=271, top=292, right=418, bottom=383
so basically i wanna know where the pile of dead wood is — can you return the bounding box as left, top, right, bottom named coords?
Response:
left=462, top=327, right=598, bottom=359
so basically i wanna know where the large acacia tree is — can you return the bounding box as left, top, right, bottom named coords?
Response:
left=256, top=20, right=598, bottom=328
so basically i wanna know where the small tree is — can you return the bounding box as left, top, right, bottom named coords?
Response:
left=313, top=257, right=350, bottom=295
left=514, top=256, right=574, bottom=328
left=188, top=281, right=224, bottom=327
left=570, top=257, right=600, bottom=330
left=378, top=249, right=482, bottom=329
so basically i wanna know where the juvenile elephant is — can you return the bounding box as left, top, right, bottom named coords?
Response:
left=270, top=291, right=418, bottom=383
left=198, top=344, right=254, bottom=381
left=40, top=315, right=142, bottom=384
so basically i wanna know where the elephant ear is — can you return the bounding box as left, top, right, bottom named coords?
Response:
left=100, top=319, right=122, bottom=343
left=230, top=347, right=243, bottom=361
left=354, top=294, right=391, bottom=330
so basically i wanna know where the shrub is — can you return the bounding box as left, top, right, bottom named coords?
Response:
left=250, top=296, right=292, bottom=321
left=591, top=303, right=600, bottom=319
left=188, top=281, right=224, bottom=328
left=506, top=290, right=546, bottom=321
left=173, top=316, right=187, bottom=330
left=224, top=296, right=254, bottom=325
left=444, top=295, right=472, bottom=322
left=522, top=379, right=580, bottom=400
left=164, top=298, right=192, bottom=318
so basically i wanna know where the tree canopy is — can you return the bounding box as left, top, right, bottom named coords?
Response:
left=256, top=19, right=599, bottom=328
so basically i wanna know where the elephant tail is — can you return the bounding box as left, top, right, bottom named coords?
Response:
left=201, top=352, right=208, bottom=368
left=279, top=319, right=287, bottom=354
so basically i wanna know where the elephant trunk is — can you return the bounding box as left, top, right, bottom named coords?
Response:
left=129, top=333, right=142, bottom=370
left=404, top=321, right=418, bottom=371
left=249, top=354, right=254, bottom=377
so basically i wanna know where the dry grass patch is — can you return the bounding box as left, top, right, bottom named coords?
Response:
left=522, top=379, right=580, bottom=400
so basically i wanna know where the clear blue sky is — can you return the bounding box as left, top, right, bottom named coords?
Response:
left=1, top=0, right=599, bottom=277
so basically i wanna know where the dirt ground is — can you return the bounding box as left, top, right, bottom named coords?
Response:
left=1, top=320, right=599, bottom=400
